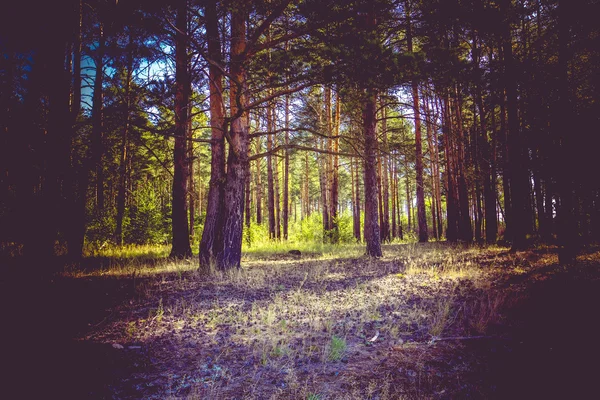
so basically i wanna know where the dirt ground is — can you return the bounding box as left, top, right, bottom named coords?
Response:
left=2, top=243, right=599, bottom=399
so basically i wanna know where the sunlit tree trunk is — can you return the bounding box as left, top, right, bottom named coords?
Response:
left=363, top=89, right=382, bottom=257
left=199, top=0, right=225, bottom=267
left=319, top=135, right=329, bottom=242
left=390, top=151, right=397, bottom=238
left=255, top=135, right=263, bottom=225
left=330, top=90, right=340, bottom=242
left=283, top=93, right=290, bottom=239
left=274, top=129, right=281, bottom=239
left=380, top=102, right=391, bottom=242
left=267, top=102, right=276, bottom=239
left=424, top=96, right=438, bottom=240
left=216, top=3, right=249, bottom=269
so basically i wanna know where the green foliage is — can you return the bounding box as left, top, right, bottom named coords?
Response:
left=291, top=213, right=324, bottom=243
left=86, top=212, right=116, bottom=250
left=244, top=221, right=270, bottom=247
left=327, top=335, right=347, bottom=361
left=334, top=212, right=354, bottom=243
left=125, top=183, right=170, bottom=245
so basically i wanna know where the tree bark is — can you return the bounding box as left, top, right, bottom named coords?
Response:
left=170, top=0, right=192, bottom=258
left=199, top=0, right=226, bottom=267
left=283, top=93, right=290, bottom=239
left=115, top=42, right=133, bottom=246
left=501, top=0, right=528, bottom=251
left=267, top=102, right=276, bottom=239
left=406, top=4, right=428, bottom=243
left=380, top=102, right=391, bottom=242
left=216, top=3, right=249, bottom=269
left=330, top=90, right=340, bottom=242
left=91, top=23, right=105, bottom=212
left=363, top=90, right=382, bottom=257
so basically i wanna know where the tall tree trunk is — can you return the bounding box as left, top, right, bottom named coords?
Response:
left=199, top=0, right=225, bottom=267
left=267, top=103, right=276, bottom=239
left=351, top=157, right=360, bottom=241
left=283, top=93, right=290, bottom=239
left=67, top=0, right=86, bottom=259
left=499, top=88, right=512, bottom=241
left=255, top=137, right=263, bottom=224
left=330, top=90, right=340, bottom=242
left=274, top=130, right=281, bottom=239
left=556, top=0, right=577, bottom=263
left=92, top=23, right=105, bottom=212
left=189, top=115, right=195, bottom=238
left=442, top=92, right=459, bottom=242
left=424, top=96, right=438, bottom=240
left=407, top=3, right=428, bottom=242
left=502, top=2, right=528, bottom=251
left=170, top=0, right=192, bottom=258
left=319, top=135, right=329, bottom=242
left=115, top=45, right=132, bottom=246
left=475, top=40, right=497, bottom=244
left=453, top=86, right=473, bottom=243
left=363, top=90, right=382, bottom=257
left=42, top=36, right=72, bottom=261
left=380, top=103, right=391, bottom=242
left=217, top=3, right=249, bottom=269
left=391, top=152, right=397, bottom=238
left=405, top=155, right=412, bottom=233
left=304, top=151, right=310, bottom=218
left=245, top=164, right=251, bottom=228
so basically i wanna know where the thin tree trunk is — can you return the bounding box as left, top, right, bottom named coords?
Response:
left=255, top=136, right=263, bottom=224
left=405, top=155, right=412, bottom=233
left=331, top=90, right=340, bottom=242
left=283, top=93, right=290, bottom=239
left=245, top=164, right=251, bottom=228
left=380, top=103, right=391, bottom=242
left=319, top=136, right=329, bottom=242
left=170, top=0, right=192, bottom=258
left=67, top=0, right=86, bottom=259
left=92, top=23, right=105, bottom=212
left=304, top=151, right=310, bottom=218
left=476, top=40, right=497, bottom=244
left=557, top=0, right=577, bottom=263
left=189, top=115, right=195, bottom=238
left=391, top=152, right=397, bottom=238
left=407, top=4, right=428, bottom=242
left=351, top=157, right=359, bottom=241
left=363, top=90, right=382, bottom=256
left=424, top=96, right=438, bottom=240
left=115, top=47, right=132, bottom=246
left=273, top=128, right=281, bottom=239
left=267, top=103, right=276, bottom=239
left=442, top=92, right=459, bottom=242
left=453, top=86, right=473, bottom=243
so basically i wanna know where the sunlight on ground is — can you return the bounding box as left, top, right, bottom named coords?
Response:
left=70, top=242, right=578, bottom=398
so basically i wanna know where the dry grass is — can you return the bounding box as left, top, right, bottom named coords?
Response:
left=71, top=242, right=571, bottom=399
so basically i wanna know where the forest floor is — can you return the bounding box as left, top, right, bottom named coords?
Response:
left=3, top=242, right=600, bottom=399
